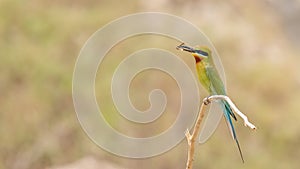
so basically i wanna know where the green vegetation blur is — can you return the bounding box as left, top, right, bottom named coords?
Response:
left=1, top=0, right=300, bottom=169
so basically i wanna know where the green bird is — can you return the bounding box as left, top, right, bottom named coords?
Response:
left=176, top=43, right=244, bottom=162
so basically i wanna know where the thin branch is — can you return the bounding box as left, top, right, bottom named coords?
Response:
left=185, top=95, right=256, bottom=169
left=185, top=98, right=209, bottom=169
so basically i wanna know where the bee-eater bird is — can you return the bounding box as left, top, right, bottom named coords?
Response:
left=176, top=43, right=244, bottom=162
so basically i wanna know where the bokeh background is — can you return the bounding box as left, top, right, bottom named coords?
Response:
left=1, top=0, right=300, bottom=169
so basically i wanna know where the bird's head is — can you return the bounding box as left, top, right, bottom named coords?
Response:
left=176, top=43, right=211, bottom=62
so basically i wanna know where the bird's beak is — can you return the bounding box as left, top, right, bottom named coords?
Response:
left=176, top=43, right=195, bottom=53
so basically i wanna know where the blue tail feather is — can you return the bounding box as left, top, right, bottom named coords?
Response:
left=224, top=101, right=237, bottom=121
left=221, top=101, right=244, bottom=163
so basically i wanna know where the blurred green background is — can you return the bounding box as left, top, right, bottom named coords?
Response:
left=1, top=0, right=300, bottom=169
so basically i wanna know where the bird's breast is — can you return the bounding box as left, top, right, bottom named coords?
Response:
left=195, top=62, right=211, bottom=92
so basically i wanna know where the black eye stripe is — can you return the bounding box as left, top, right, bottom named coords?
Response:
left=195, top=50, right=208, bottom=56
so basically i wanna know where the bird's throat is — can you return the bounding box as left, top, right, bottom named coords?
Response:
left=194, top=56, right=202, bottom=63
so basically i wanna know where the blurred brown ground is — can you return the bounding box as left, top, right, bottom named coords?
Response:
left=1, top=0, right=300, bottom=169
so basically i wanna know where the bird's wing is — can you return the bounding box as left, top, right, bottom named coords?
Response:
left=199, top=66, right=225, bottom=143
left=206, top=65, right=226, bottom=95
left=207, top=65, right=237, bottom=120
